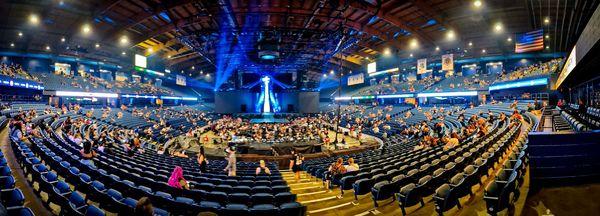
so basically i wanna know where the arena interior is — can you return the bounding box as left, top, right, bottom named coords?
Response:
left=1, top=0, right=600, bottom=215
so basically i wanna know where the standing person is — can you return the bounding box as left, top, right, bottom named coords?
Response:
left=224, top=146, right=237, bottom=176
left=289, top=150, right=304, bottom=182
left=197, top=146, right=208, bottom=173
left=80, top=140, right=96, bottom=166
left=168, top=166, right=189, bottom=189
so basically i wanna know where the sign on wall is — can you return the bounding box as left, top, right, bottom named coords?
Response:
left=176, top=75, right=187, bottom=86
left=367, top=62, right=377, bottom=73
left=417, top=58, right=427, bottom=74
left=347, top=73, right=365, bottom=86
left=441, top=54, right=454, bottom=71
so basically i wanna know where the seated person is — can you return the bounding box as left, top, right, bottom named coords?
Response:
left=255, top=160, right=271, bottom=175
left=344, top=158, right=359, bottom=172
left=167, top=166, right=190, bottom=189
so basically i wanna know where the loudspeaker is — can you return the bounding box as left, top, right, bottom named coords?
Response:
left=241, top=104, right=247, bottom=112
left=287, top=104, right=294, bottom=112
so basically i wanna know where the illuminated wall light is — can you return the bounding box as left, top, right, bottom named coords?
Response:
left=191, top=66, right=195, bottom=70
left=544, top=17, right=550, bottom=24
left=481, top=49, right=486, bottom=53
left=377, top=94, right=414, bottom=99
left=323, top=74, right=327, bottom=78
left=507, top=37, right=512, bottom=42
left=330, top=70, right=334, bottom=74
left=334, top=96, right=353, bottom=101
left=121, top=52, right=126, bottom=55
left=446, top=30, right=455, bottom=40
left=409, top=39, right=418, bottom=49
left=409, top=53, right=413, bottom=57
left=29, top=14, right=39, bottom=25
left=468, top=42, right=473, bottom=46
left=61, top=37, right=66, bottom=42
left=383, top=48, right=391, bottom=56
left=473, top=0, right=482, bottom=8
left=56, top=91, right=118, bottom=98
left=546, top=46, right=550, bottom=49
left=494, top=23, right=503, bottom=32
left=545, top=35, right=550, bottom=39
left=18, top=32, right=23, bottom=37
left=119, top=36, right=129, bottom=45
left=167, top=55, right=172, bottom=59
left=81, top=24, right=91, bottom=34
left=147, top=48, right=153, bottom=54
left=489, top=78, right=548, bottom=91
left=10, top=43, right=14, bottom=47
left=435, top=46, right=440, bottom=51
left=45, top=45, right=51, bottom=50
left=95, top=43, right=100, bottom=48
left=417, top=91, right=478, bottom=97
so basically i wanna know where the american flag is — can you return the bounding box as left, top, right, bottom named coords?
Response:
left=515, top=29, right=544, bottom=53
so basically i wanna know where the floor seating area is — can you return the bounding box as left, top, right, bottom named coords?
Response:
left=2, top=104, right=306, bottom=216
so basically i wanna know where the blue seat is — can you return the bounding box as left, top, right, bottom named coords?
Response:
left=233, top=185, right=251, bottom=194
left=65, top=192, right=87, bottom=215
left=252, top=186, right=272, bottom=194
left=0, top=166, right=11, bottom=176
left=272, top=185, right=290, bottom=194
left=279, top=202, right=306, bottom=216
left=174, top=197, right=200, bottom=215
left=84, top=205, right=104, bottom=216
left=352, top=178, right=373, bottom=201
left=6, top=207, right=35, bottom=216
left=50, top=180, right=71, bottom=207
left=87, top=181, right=106, bottom=202
left=251, top=193, right=274, bottom=205
left=199, top=201, right=222, bottom=213
left=250, top=204, right=278, bottom=215
left=396, top=183, right=425, bottom=216
left=224, top=204, right=249, bottom=216
left=229, top=193, right=251, bottom=205
left=433, top=184, right=462, bottom=216
left=0, top=176, right=15, bottom=190
left=153, top=207, right=169, bottom=216
left=207, top=191, right=228, bottom=205
left=1, top=189, right=25, bottom=207
left=274, top=192, right=296, bottom=206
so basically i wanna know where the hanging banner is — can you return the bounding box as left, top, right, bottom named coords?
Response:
left=442, top=54, right=454, bottom=71
left=417, top=58, right=427, bottom=74
left=347, top=73, right=365, bottom=86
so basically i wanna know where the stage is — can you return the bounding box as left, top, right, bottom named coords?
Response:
left=248, top=113, right=290, bottom=123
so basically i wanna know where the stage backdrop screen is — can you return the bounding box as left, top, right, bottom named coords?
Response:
left=515, top=29, right=544, bottom=53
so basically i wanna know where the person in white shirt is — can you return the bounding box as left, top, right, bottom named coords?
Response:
left=344, top=158, right=360, bottom=172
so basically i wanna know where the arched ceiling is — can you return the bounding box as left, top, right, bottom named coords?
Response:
left=0, top=0, right=598, bottom=78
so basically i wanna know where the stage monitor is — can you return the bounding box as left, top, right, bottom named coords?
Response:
left=134, top=54, right=147, bottom=68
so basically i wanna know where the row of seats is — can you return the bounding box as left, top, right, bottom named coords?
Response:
left=0, top=141, right=34, bottom=216
left=559, top=107, right=589, bottom=131
left=9, top=108, right=307, bottom=215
